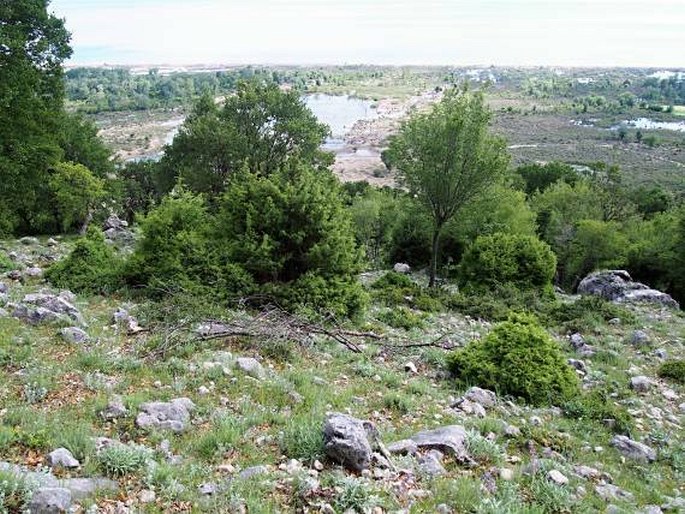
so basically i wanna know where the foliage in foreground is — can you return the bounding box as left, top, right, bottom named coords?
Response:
left=448, top=314, right=579, bottom=406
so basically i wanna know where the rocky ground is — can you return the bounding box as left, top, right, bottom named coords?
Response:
left=0, top=234, right=683, bottom=513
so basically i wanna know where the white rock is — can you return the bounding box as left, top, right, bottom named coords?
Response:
left=547, top=469, right=569, bottom=485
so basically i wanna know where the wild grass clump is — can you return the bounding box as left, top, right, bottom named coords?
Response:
left=97, top=443, right=150, bottom=477
left=0, top=469, right=35, bottom=513
left=280, top=414, right=325, bottom=462
left=0, top=252, right=15, bottom=273
left=562, top=387, right=634, bottom=435
left=448, top=314, right=579, bottom=406
left=658, top=360, right=685, bottom=384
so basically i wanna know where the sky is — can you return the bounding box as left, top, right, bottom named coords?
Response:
left=50, top=0, right=685, bottom=68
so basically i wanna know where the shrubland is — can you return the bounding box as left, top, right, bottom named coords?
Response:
left=2, top=11, right=685, bottom=510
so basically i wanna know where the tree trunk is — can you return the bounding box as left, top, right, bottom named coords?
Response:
left=429, top=225, right=442, bottom=288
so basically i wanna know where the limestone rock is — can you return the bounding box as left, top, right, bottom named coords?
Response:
left=60, top=327, right=89, bottom=344
left=630, top=376, right=653, bottom=394
left=28, top=487, right=72, bottom=514
left=393, top=263, right=411, bottom=274
left=410, top=425, right=468, bottom=460
left=47, top=448, right=80, bottom=469
left=577, top=270, right=679, bottom=309
left=611, top=435, right=656, bottom=462
left=547, top=469, right=569, bottom=485
left=463, top=387, right=497, bottom=408
left=235, top=357, right=265, bottom=379
left=136, top=398, right=195, bottom=433
left=323, top=413, right=375, bottom=471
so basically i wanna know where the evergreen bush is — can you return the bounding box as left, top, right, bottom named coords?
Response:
left=45, top=228, right=121, bottom=294
left=448, top=314, right=579, bottom=406
left=458, top=233, right=556, bottom=291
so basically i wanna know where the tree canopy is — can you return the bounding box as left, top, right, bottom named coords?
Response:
left=388, top=87, right=509, bottom=286
left=160, top=81, right=333, bottom=197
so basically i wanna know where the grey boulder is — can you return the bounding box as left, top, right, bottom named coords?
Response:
left=611, top=435, right=656, bottom=462
left=28, top=487, right=72, bottom=514
left=323, top=413, right=375, bottom=471
left=410, top=425, right=469, bottom=460
left=577, top=270, right=679, bottom=309
left=235, top=357, right=266, bottom=379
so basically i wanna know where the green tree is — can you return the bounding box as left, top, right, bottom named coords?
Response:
left=0, top=0, right=72, bottom=234
left=161, top=82, right=332, bottom=196
left=566, top=220, right=628, bottom=289
left=515, top=162, right=578, bottom=196
left=49, top=162, right=106, bottom=233
left=388, top=88, right=509, bottom=286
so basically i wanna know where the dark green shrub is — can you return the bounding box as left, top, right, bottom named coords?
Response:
left=371, top=272, right=445, bottom=313
left=122, top=189, right=222, bottom=297
left=548, top=296, right=636, bottom=333
left=658, top=360, right=685, bottom=384
left=562, top=388, right=634, bottom=435
left=45, top=228, right=121, bottom=294
left=265, top=273, right=368, bottom=319
left=0, top=252, right=15, bottom=273
left=214, top=167, right=366, bottom=317
left=458, top=233, right=556, bottom=291
left=448, top=284, right=555, bottom=322
left=376, top=306, right=426, bottom=330
left=448, top=314, right=579, bottom=406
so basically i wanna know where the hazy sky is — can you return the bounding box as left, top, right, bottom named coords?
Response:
left=50, top=0, right=685, bottom=67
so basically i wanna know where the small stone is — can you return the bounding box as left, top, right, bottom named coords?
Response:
left=197, top=385, right=210, bottom=395
left=198, top=482, right=218, bottom=495
left=313, top=459, right=324, bottom=471
left=630, top=376, right=653, bottom=394
left=60, top=326, right=89, bottom=344
left=463, top=387, right=497, bottom=408
left=630, top=330, right=650, bottom=347
left=608, top=317, right=621, bottom=325
left=567, top=359, right=587, bottom=374
left=404, top=361, right=418, bottom=374
left=217, top=463, right=236, bottom=474
left=547, top=469, right=569, bottom=485
left=569, top=333, right=586, bottom=349
left=654, top=349, right=668, bottom=359
left=504, top=424, right=521, bottom=438
left=47, top=448, right=80, bottom=469
left=20, top=236, right=39, bottom=245
left=47, top=238, right=59, bottom=247
left=530, top=416, right=543, bottom=426
left=393, top=263, right=411, bottom=274
left=101, top=397, right=128, bottom=420
left=662, top=389, right=678, bottom=401
left=139, top=490, right=156, bottom=504
left=596, top=483, right=634, bottom=502
left=239, top=465, right=269, bottom=480
left=235, top=357, right=266, bottom=379
left=436, top=504, right=452, bottom=514
left=499, top=468, right=514, bottom=480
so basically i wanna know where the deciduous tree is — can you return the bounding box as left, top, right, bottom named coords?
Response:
left=388, top=88, right=509, bottom=286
